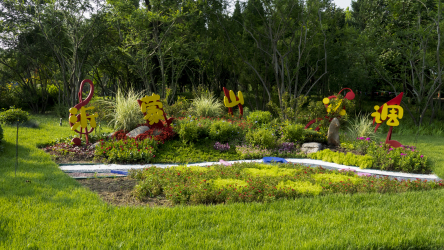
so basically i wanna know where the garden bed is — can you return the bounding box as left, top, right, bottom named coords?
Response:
left=77, top=177, right=172, bottom=207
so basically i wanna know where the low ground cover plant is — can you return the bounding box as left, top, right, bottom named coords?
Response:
left=95, top=138, right=158, bottom=163
left=325, top=137, right=431, bottom=173
left=130, top=162, right=444, bottom=205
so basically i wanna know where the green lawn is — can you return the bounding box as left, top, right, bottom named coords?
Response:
left=1, top=115, right=444, bottom=249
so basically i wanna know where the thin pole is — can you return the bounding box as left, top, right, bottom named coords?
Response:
left=15, top=120, right=19, bottom=177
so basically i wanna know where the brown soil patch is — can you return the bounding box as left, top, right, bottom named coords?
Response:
left=77, top=177, right=172, bottom=207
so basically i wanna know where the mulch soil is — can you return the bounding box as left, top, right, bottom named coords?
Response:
left=77, top=177, right=172, bottom=207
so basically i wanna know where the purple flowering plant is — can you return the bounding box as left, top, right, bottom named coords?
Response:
left=214, top=141, right=230, bottom=152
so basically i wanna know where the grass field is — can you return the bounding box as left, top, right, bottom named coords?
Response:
left=1, top=115, right=444, bottom=249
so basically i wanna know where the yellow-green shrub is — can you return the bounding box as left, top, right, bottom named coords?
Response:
left=244, top=165, right=300, bottom=177
left=210, top=178, right=248, bottom=189
left=312, top=173, right=362, bottom=184
left=310, top=149, right=374, bottom=169
left=276, top=180, right=323, bottom=196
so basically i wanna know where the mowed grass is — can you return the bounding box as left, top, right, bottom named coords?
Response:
left=1, top=115, right=444, bottom=248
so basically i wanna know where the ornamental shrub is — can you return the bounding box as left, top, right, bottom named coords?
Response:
left=245, top=128, right=277, bottom=149
left=209, top=121, right=241, bottom=143
left=282, top=124, right=305, bottom=143
left=178, top=121, right=199, bottom=144
left=247, top=110, right=273, bottom=127
left=0, top=106, right=29, bottom=124
left=303, top=129, right=327, bottom=143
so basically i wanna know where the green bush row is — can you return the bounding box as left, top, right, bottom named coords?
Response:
left=309, top=149, right=374, bottom=169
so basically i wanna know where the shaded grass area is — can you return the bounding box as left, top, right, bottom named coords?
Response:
left=1, top=115, right=444, bottom=248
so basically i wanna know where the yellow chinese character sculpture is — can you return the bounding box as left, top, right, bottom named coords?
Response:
left=68, top=79, right=98, bottom=145
left=305, top=88, right=355, bottom=131
left=371, top=92, right=404, bottom=148
left=137, top=93, right=173, bottom=129
left=223, top=87, right=244, bottom=117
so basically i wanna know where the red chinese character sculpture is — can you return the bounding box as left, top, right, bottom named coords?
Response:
left=137, top=93, right=174, bottom=129
left=371, top=92, right=404, bottom=148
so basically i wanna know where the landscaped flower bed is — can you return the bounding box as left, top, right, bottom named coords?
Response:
left=129, top=162, right=444, bottom=205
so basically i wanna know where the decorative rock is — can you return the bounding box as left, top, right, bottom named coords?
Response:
left=126, top=126, right=150, bottom=138
left=92, top=141, right=101, bottom=148
left=327, top=118, right=340, bottom=147
left=301, top=142, right=324, bottom=154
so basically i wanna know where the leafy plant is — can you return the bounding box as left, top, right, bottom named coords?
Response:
left=245, top=128, right=277, bottom=149
left=0, top=106, right=30, bottom=124
left=246, top=110, right=273, bottom=127
left=214, top=142, right=230, bottom=152
left=209, top=121, right=241, bottom=143
left=97, top=88, right=145, bottom=131
left=188, top=92, right=223, bottom=117
left=162, top=96, right=191, bottom=118
left=281, top=124, right=305, bottom=143
left=177, top=120, right=199, bottom=144
left=303, top=129, right=327, bottom=143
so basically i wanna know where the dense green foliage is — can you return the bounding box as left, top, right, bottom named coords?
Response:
left=130, top=162, right=444, bottom=205
left=281, top=124, right=305, bottom=143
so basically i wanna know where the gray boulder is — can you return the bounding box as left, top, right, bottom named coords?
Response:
left=126, top=126, right=150, bottom=138
left=327, top=118, right=340, bottom=147
left=301, top=142, right=324, bottom=154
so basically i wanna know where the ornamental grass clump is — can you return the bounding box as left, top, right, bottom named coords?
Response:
left=98, top=88, right=145, bottom=131
left=346, top=112, right=377, bottom=141
left=129, top=162, right=444, bottom=206
left=188, top=92, right=223, bottom=117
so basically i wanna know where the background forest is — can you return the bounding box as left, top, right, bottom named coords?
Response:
left=0, top=0, right=443, bottom=128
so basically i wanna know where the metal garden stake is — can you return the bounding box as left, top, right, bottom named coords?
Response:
left=15, top=120, right=19, bottom=177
